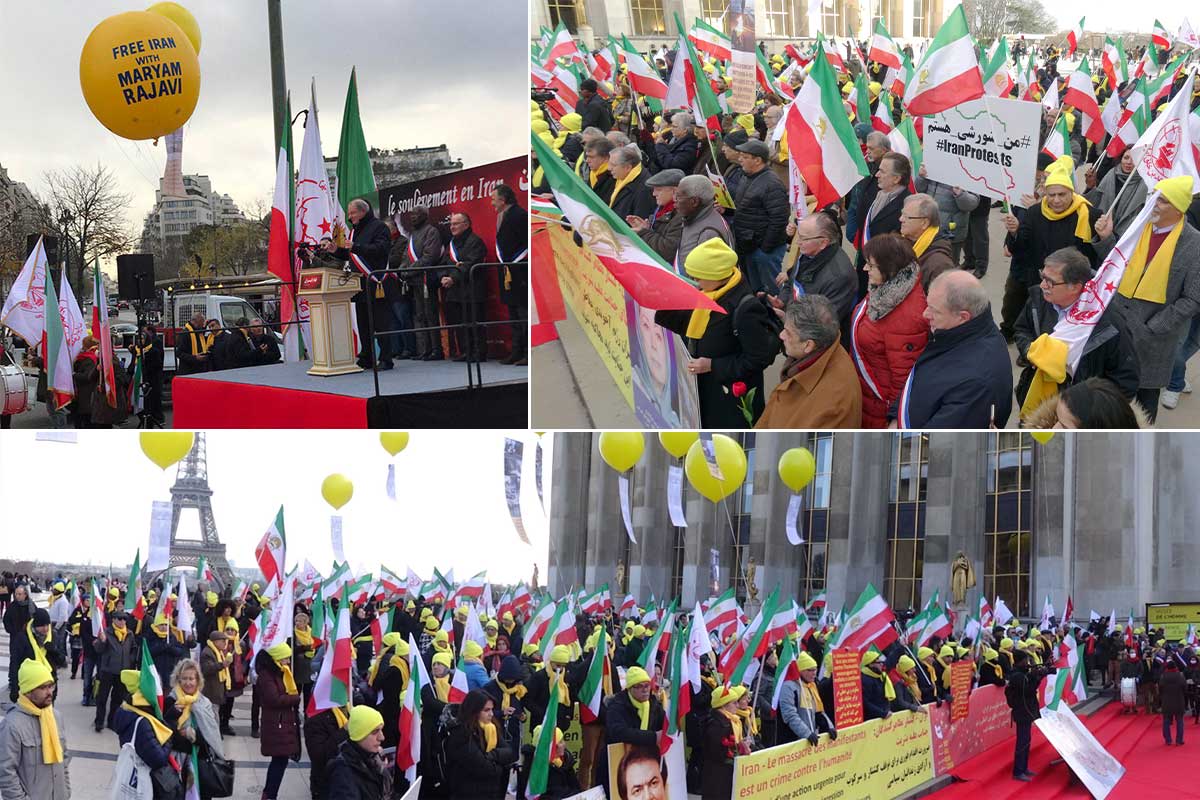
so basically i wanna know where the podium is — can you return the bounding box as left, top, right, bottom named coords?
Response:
left=297, top=266, right=363, bottom=376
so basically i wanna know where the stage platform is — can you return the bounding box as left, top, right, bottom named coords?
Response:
left=171, top=359, right=527, bottom=428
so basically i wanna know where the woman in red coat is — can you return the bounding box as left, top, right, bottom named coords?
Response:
left=849, top=233, right=929, bottom=427
left=256, top=643, right=302, bottom=800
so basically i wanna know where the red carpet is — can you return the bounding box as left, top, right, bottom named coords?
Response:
left=930, top=701, right=1200, bottom=799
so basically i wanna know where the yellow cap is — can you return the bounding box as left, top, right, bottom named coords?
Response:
left=1043, top=155, right=1076, bottom=189
left=463, top=640, right=484, bottom=660
left=485, top=620, right=498, bottom=631
left=1000, top=638, right=1014, bottom=650
left=18, top=659, right=54, bottom=694
left=532, top=725, right=564, bottom=747
left=110, top=587, right=120, bottom=598
left=683, top=237, right=738, bottom=281
left=52, top=582, right=65, bottom=593
left=984, top=647, right=999, bottom=661
left=735, top=113, right=756, bottom=135
left=434, top=630, right=449, bottom=646
left=550, top=644, right=572, bottom=664
left=797, top=651, right=818, bottom=671
left=560, top=112, right=583, bottom=133
left=918, top=646, right=935, bottom=661
left=347, top=705, right=384, bottom=742
left=711, top=684, right=739, bottom=709
left=267, top=643, right=292, bottom=661
left=206, top=591, right=218, bottom=606
left=1155, top=175, right=1194, bottom=213
left=432, top=652, right=453, bottom=669
left=868, top=81, right=882, bottom=98
left=153, top=613, right=168, bottom=627
left=862, top=650, right=882, bottom=668
left=424, top=616, right=440, bottom=632
left=502, top=611, right=514, bottom=623
left=522, top=643, right=539, bottom=656
left=939, top=645, right=956, bottom=659
left=896, top=655, right=917, bottom=674
left=120, top=669, right=142, bottom=696
left=382, top=632, right=403, bottom=650
left=625, top=666, right=650, bottom=688
left=531, top=118, right=550, bottom=135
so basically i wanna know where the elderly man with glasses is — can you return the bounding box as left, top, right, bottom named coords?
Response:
left=899, top=193, right=959, bottom=294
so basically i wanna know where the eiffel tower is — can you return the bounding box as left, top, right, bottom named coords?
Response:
left=166, top=433, right=234, bottom=589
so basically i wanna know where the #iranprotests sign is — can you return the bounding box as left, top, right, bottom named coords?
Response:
left=923, top=96, right=1042, bottom=206
left=1035, top=704, right=1126, bottom=799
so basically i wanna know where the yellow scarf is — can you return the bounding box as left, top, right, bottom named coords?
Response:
left=295, top=626, right=314, bottom=656
left=685, top=267, right=743, bottom=339
left=217, top=617, right=240, bottom=654
left=938, top=658, right=954, bottom=689
left=389, top=655, right=411, bottom=692
left=498, top=681, right=527, bottom=711
left=333, top=706, right=349, bottom=728
left=1118, top=220, right=1183, bottom=304
left=207, top=641, right=231, bottom=689
left=481, top=721, right=498, bottom=753
left=1019, top=333, right=1069, bottom=419
left=575, top=152, right=586, bottom=176
left=722, top=707, right=743, bottom=742
left=433, top=675, right=451, bottom=702
left=912, top=225, right=938, bottom=258
left=549, top=667, right=570, bottom=705
left=279, top=663, right=298, bottom=695
left=368, top=645, right=394, bottom=687
left=629, top=693, right=650, bottom=729
left=124, top=702, right=175, bottom=745
left=985, top=660, right=1003, bottom=681
left=173, top=689, right=200, bottom=729
left=17, top=696, right=63, bottom=765
left=608, top=163, right=644, bottom=207
left=588, top=162, right=609, bottom=189
left=1040, top=193, right=1091, bottom=242
left=25, top=621, right=51, bottom=672
left=486, top=634, right=498, bottom=649
left=185, top=323, right=212, bottom=356
left=801, top=680, right=824, bottom=713
left=112, top=625, right=129, bottom=643
left=736, top=705, right=758, bottom=736
left=862, top=665, right=897, bottom=701
left=901, top=671, right=921, bottom=700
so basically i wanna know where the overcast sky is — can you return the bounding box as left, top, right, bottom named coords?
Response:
left=0, top=431, right=553, bottom=586
left=1045, top=4, right=1196, bottom=33
left=0, top=1, right=526, bottom=274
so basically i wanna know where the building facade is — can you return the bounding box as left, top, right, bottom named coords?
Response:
left=547, top=432, right=1196, bottom=624
left=324, top=144, right=464, bottom=201
left=0, top=163, right=49, bottom=295
left=533, top=0, right=952, bottom=51
left=139, top=174, right=246, bottom=255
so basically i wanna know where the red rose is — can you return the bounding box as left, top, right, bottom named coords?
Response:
left=731, top=381, right=748, bottom=398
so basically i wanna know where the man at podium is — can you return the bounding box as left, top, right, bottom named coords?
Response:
left=323, top=198, right=396, bottom=370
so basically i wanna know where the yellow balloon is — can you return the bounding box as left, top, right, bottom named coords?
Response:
left=778, top=447, right=816, bottom=493
left=321, top=474, right=354, bottom=510
left=80, top=11, right=201, bottom=141
left=145, top=2, right=201, bottom=55
left=380, top=432, right=409, bottom=456
left=684, top=435, right=747, bottom=502
left=139, top=431, right=195, bottom=470
left=1030, top=431, right=1055, bottom=444
left=658, top=431, right=699, bottom=460
left=598, top=432, right=645, bottom=473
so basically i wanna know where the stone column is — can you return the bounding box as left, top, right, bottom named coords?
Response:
left=1152, top=433, right=1200, bottom=601
left=682, top=492, right=724, bottom=609
left=627, top=445, right=677, bottom=603
left=583, top=443, right=632, bottom=595
left=548, top=433, right=593, bottom=596
left=840, top=433, right=891, bottom=606
left=925, top=433, right=988, bottom=618
left=753, top=432, right=814, bottom=607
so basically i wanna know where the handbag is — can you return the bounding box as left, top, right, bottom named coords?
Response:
left=197, top=735, right=235, bottom=798
left=110, top=719, right=152, bottom=800
left=150, top=763, right=184, bottom=800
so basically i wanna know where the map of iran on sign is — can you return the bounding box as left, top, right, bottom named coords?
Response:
left=923, top=96, right=1043, bottom=206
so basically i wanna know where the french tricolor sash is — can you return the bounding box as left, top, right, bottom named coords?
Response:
left=849, top=301, right=884, bottom=400
left=448, top=239, right=459, bottom=264
left=896, top=367, right=915, bottom=429
left=407, top=238, right=418, bottom=263
left=496, top=242, right=528, bottom=262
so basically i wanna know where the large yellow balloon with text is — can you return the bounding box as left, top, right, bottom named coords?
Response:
left=684, top=435, right=747, bottom=503
left=80, top=11, right=200, bottom=140
left=139, top=431, right=195, bottom=470
left=598, top=432, right=645, bottom=473
left=321, top=474, right=354, bottom=510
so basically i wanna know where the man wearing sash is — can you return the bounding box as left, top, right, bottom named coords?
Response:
left=398, top=204, right=445, bottom=362
left=325, top=198, right=396, bottom=370
left=493, top=184, right=529, bottom=366
left=440, top=212, right=488, bottom=362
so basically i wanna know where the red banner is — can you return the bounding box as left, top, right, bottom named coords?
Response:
left=930, top=684, right=1013, bottom=776
left=831, top=648, right=864, bottom=728
left=949, top=661, right=975, bottom=722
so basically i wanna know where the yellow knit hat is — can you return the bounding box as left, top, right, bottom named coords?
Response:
left=382, top=632, right=403, bottom=649
left=120, top=669, right=142, bottom=696
left=424, top=616, right=439, bottom=632
left=938, top=645, right=956, bottom=659
left=918, top=646, right=935, bottom=661
left=1043, top=155, right=1076, bottom=189
left=862, top=650, right=882, bottom=668
left=432, top=652, right=453, bottom=669
left=711, top=684, right=739, bottom=709
left=1155, top=175, right=1194, bottom=213
left=531, top=118, right=550, bottom=135
left=735, top=113, right=756, bottom=135
left=550, top=645, right=572, bottom=664
left=18, top=660, right=54, bottom=694
left=625, top=666, right=650, bottom=688
left=683, top=238, right=738, bottom=281
left=797, top=651, right=818, bottom=671
left=347, top=705, right=384, bottom=742
left=463, top=640, right=484, bottom=660
left=267, top=643, right=292, bottom=661
left=560, top=112, right=583, bottom=133
left=896, top=654, right=917, bottom=674
left=205, top=591, right=218, bottom=607
left=1000, top=638, right=1014, bottom=650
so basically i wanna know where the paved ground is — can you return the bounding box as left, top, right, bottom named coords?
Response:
left=532, top=210, right=1200, bottom=429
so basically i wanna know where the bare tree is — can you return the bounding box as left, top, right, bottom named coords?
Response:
left=43, top=163, right=137, bottom=297
left=964, top=0, right=1057, bottom=44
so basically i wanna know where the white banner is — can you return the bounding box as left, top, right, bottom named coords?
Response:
left=619, top=473, right=637, bottom=544
left=667, top=464, right=687, bottom=527
left=146, top=500, right=173, bottom=572
left=923, top=96, right=1042, bottom=205
left=1035, top=705, right=1125, bottom=799
left=331, top=515, right=345, bottom=562
left=386, top=463, right=396, bottom=501
left=785, top=493, right=805, bottom=545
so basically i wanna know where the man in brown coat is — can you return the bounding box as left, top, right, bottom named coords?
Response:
left=757, top=295, right=863, bottom=428
left=1160, top=658, right=1187, bottom=745
left=900, top=194, right=959, bottom=294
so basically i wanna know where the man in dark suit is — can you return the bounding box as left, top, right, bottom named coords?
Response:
left=852, top=152, right=911, bottom=300
left=440, top=212, right=488, bottom=361
left=324, top=198, right=396, bottom=369
left=493, top=184, right=528, bottom=366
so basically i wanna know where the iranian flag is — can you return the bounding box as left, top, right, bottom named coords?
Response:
left=578, top=626, right=610, bottom=723
left=816, top=32, right=844, bottom=73
left=1101, top=37, right=1126, bottom=89
left=704, top=588, right=739, bottom=641
left=666, top=16, right=723, bottom=131
left=307, top=586, right=352, bottom=716
left=780, top=43, right=869, bottom=211
left=808, top=591, right=827, bottom=614
left=763, top=597, right=798, bottom=647
left=883, top=50, right=914, bottom=98
left=1100, top=93, right=1123, bottom=140
left=90, top=262, right=118, bottom=409
left=590, top=42, right=617, bottom=82
left=871, top=91, right=895, bottom=134
left=1067, top=17, right=1085, bottom=57
left=0, top=236, right=47, bottom=348
left=1041, top=114, right=1070, bottom=159
left=1153, top=19, right=1172, bottom=50
left=195, top=555, right=215, bottom=583
left=544, top=21, right=581, bottom=64
left=1125, top=610, right=1135, bottom=648
left=619, top=594, right=637, bottom=617
left=526, top=667, right=562, bottom=797
left=1107, top=80, right=1149, bottom=157
left=756, top=47, right=792, bottom=99
left=448, top=656, right=470, bottom=703
left=719, top=588, right=778, bottom=685
left=124, top=550, right=144, bottom=620
left=510, top=583, right=533, bottom=614
left=831, top=583, right=897, bottom=652
left=41, top=267, right=73, bottom=407
left=451, top=571, right=488, bottom=604
left=620, top=35, right=668, bottom=99
left=1130, top=69, right=1200, bottom=186
left=526, top=595, right=557, bottom=645
left=267, top=92, right=304, bottom=362
left=1063, top=595, right=1075, bottom=624
left=538, top=599, right=579, bottom=658
left=868, top=20, right=901, bottom=69
left=379, top=565, right=404, bottom=597
left=532, top=133, right=722, bottom=312
left=770, top=633, right=802, bottom=710
left=1186, top=624, right=1198, bottom=647
left=689, top=18, right=731, bottom=61
left=1063, top=58, right=1105, bottom=144
left=638, top=600, right=678, bottom=679
left=89, top=578, right=106, bottom=637
left=255, top=506, right=287, bottom=588
left=1018, top=54, right=1040, bottom=101
left=336, top=68, right=378, bottom=259
left=659, top=623, right=690, bottom=800
left=903, top=5, right=984, bottom=116
left=397, top=634, right=430, bottom=783
left=1041, top=634, right=1087, bottom=709
left=978, top=595, right=993, bottom=627
left=981, top=37, right=1013, bottom=97
left=994, top=597, right=1014, bottom=626
left=138, top=639, right=165, bottom=717
left=581, top=583, right=610, bottom=616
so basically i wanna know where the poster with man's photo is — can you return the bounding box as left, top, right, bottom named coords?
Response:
left=607, top=742, right=670, bottom=800
left=625, top=296, right=700, bottom=429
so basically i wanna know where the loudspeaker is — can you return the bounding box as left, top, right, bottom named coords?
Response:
left=116, top=254, right=155, bottom=301
left=27, top=234, right=58, bottom=266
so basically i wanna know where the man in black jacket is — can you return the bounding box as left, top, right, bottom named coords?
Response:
left=439, top=212, right=489, bottom=362
left=248, top=321, right=282, bottom=365
left=326, top=198, right=397, bottom=369
left=129, top=326, right=165, bottom=425
left=653, top=111, right=701, bottom=173
left=594, top=666, right=666, bottom=798
left=607, top=144, right=656, bottom=220
left=175, top=312, right=212, bottom=375
left=1013, top=247, right=1139, bottom=406
left=575, top=79, right=613, bottom=132
left=899, top=271, right=1013, bottom=428
left=1006, top=650, right=1042, bottom=782
left=492, top=185, right=528, bottom=366
left=731, top=139, right=790, bottom=295
left=786, top=211, right=856, bottom=344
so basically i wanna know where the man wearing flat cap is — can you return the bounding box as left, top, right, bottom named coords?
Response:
left=627, top=168, right=685, bottom=262
left=654, top=238, right=778, bottom=427
left=1096, top=175, right=1200, bottom=421
left=730, top=138, right=791, bottom=295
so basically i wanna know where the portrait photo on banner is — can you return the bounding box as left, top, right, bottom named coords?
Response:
left=626, top=295, right=701, bottom=429
left=607, top=742, right=670, bottom=800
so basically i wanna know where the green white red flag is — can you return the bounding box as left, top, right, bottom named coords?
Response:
left=889, top=114, right=925, bottom=176
left=255, top=506, right=287, bottom=588
left=1067, top=17, right=1085, bottom=57
left=1153, top=19, right=1172, bottom=49
left=903, top=4, right=984, bottom=116
left=619, top=36, right=668, bottom=99
left=659, top=620, right=690, bottom=800
left=689, top=18, right=731, bottom=61
left=526, top=668, right=562, bottom=797
left=981, top=37, right=1013, bottom=97
left=578, top=626, right=609, bottom=723
left=720, top=587, right=779, bottom=685
left=124, top=549, right=143, bottom=619
left=1063, top=58, right=1105, bottom=144
left=1041, top=115, right=1070, bottom=159
left=830, top=582, right=897, bottom=652
left=868, top=20, right=901, bottom=69
left=397, top=634, right=430, bottom=783
left=139, top=638, right=165, bottom=718
left=544, top=21, right=582, bottom=64
left=770, top=633, right=802, bottom=709
left=91, top=262, right=118, bottom=409
left=307, top=585, right=352, bottom=716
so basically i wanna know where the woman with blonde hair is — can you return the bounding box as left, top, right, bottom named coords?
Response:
left=170, top=657, right=229, bottom=800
